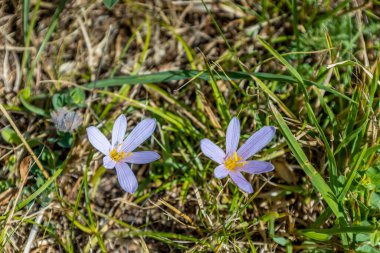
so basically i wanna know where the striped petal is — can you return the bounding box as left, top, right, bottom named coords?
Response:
left=86, top=126, right=111, bottom=155
left=237, top=126, right=276, bottom=160
left=115, top=163, right=138, bottom=193
left=103, top=156, right=116, bottom=169
left=214, top=165, right=228, bottom=179
left=226, top=117, right=240, bottom=156
left=240, top=160, right=274, bottom=174
left=121, top=118, right=156, bottom=153
left=229, top=171, right=253, bottom=194
left=112, top=114, right=127, bottom=147
left=123, top=151, right=160, bottom=164
left=200, top=138, right=225, bottom=164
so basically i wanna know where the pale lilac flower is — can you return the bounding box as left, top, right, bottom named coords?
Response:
left=200, top=117, right=275, bottom=194
left=86, top=115, right=160, bottom=193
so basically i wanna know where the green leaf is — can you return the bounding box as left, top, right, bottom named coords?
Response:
left=20, top=89, right=48, bottom=117
left=1, top=127, right=21, bottom=145
left=299, top=226, right=377, bottom=235
left=52, top=93, right=69, bottom=109
left=273, top=237, right=291, bottom=246
left=356, top=245, right=380, bottom=253
left=301, top=231, right=332, bottom=241
left=260, top=212, right=281, bottom=222
left=370, top=192, right=380, bottom=210
left=366, top=166, right=380, bottom=191
left=103, top=0, right=118, bottom=9
left=52, top=88, right=86, bottom=109
left=69, top=88, right=86, bottom=105
left=273, top=237, right=293, bottom=253
left=57, top=133, right=73, bottom=148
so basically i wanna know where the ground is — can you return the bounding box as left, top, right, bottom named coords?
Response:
left=0, top=1, right=380, bottom=252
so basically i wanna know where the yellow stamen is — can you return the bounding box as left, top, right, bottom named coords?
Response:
left=110, top=148, right=127, bottom=162
left=225, top=151, right=245, bottom=171
left=234, top=151, right=238, bottom=161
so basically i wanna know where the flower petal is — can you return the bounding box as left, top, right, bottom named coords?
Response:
left=214, top=165, right=228, bottom=179
left=229, top=171, right=253, bottom=193
left=240, top=160, right=274, bottom=174
left=237, top=126, right=276, bottom=160
left=226, top=117, right=240, bottom=156
left=115, top=163, right=138, bottom=193
left=121, top=118, right=156, bottom=153
left=123, top=151, right=160, bottom=164
left=86, top=126, right=111, bottom=155
left=200, top=138, right=225, bottom=164
left=103, top=156, right=116, bottom=169
left=112, top=114, right=127, bottom=148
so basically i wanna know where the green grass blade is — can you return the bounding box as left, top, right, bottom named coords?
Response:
left=251, top=75, right=296, bottom=119
left=16, top=167, right=64, bottom=211
left=22, top=0, right=41, bottom=75
left=100, top=16, right=150, bottom=119
left=299, top=226, right=377, bottom=235
left=337, top=144, right=368, bottom=202
left=257, top=36, right=308, bottom=99
left=131, top=16, right=151, bottom=75
left=306, top=103, right=338, bottom=193
left=83, top=70, right=353, bottom=102
left=19, top=92, right=48, bottom=117
left=25, top=0, right=67, bottom=89
left=258, top=36, right=340, bottom=193
left=109, top=23, right=143, bottom=77
left=22, top=0, right=30, bottom=45
left=270, top=103, right=345, bottom=222
left=204, top=60, right=230, bottom=122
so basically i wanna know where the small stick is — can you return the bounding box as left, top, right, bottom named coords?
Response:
left=22, top=210, right=45, bottom=253
left=0, top=104, right=49, bottom=178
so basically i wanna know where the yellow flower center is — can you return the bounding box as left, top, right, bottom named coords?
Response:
left=225, top=152, right=246, bottom=171
left=110, top=148, right=127, bottom=162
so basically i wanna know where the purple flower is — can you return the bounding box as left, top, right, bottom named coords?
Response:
left=200, top=117, right=275, bottom=194
left=86, top=115, right=160, bottom=193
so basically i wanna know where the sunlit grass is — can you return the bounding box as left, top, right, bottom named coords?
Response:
left=0, top=1, right=379, bottom=252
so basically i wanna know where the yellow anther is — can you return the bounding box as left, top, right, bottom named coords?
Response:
left=110, top=148, right=126, bottom=162
left=225, top=151, right=245, bottom=171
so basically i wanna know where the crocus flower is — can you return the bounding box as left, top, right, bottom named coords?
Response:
left=200, top=117, right=275, bottom=194
left=86, top=115, right=160, bottom=193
